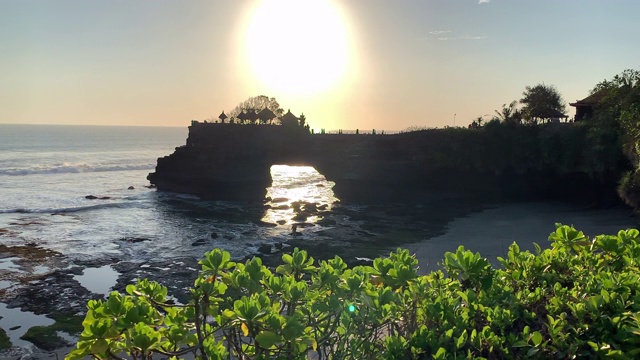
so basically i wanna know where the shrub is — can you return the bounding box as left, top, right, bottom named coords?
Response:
left=68, top=224, right=640, bottom=359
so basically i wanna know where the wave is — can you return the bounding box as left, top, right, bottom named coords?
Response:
left=0, top=163, right=155, bottom=176
left=0, top=201, right=137, bottom=215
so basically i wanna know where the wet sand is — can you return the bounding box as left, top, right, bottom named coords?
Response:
left=405, top=202, right=639, bottom=274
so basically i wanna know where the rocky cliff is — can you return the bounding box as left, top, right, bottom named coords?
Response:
left=148, top=122, right=627, bottom=204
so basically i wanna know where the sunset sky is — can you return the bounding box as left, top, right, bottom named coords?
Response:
left=2, top=0, right=639, bottom=130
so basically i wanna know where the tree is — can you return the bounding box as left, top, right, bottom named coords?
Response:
left=229, top=95, right=284, bottom=119
left=494, top=100, right=522, bottom=124
left=468, top=116, right=484, bottom=129
left=590, top=69, right=640, bottom=208
left=520, top=84, right=566, bottom=124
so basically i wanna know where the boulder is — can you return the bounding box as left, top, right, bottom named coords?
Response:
left=86, top=195, right=111, bottom=200
left=119, top=237, right=150, bottom=243
left=191, top=239, right=207, bottom=246
left=257, top=243, right=272, bottom=254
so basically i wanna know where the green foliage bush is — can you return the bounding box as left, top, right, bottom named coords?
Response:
left=68, top=224, right=640, bottom=359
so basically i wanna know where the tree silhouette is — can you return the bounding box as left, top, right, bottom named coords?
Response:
left=520, top=84, right=566, bottom=124
left=494, top=100, right=522, bottom=124
left=229, top=96, right=284, bottom=119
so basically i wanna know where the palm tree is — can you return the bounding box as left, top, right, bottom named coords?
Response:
left=495, top=100, right=522, bottom=124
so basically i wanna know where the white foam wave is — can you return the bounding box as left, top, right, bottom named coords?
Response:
left=0, top=202, right=135, bottom=215
left=0, top=163, right=155, bottom=176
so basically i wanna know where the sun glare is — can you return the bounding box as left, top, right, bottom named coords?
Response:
left=243, top=0, right=352, bottom=97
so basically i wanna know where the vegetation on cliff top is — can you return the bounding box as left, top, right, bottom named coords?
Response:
left=464, top=69, right=640, bottom=208
left=69, top=224, right=640, bottom=359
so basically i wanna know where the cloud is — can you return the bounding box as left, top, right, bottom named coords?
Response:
left=434, top=35, right=487, bottom=41
left=479, top=0, right=490, bottom=3
left=426, top=30, right=486, bottom=41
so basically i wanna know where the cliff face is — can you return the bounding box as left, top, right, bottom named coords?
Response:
left=148, top=123, right=627, bottom=203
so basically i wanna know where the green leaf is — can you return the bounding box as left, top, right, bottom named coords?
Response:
left=90, top=338, right=109, bottom=355
left=434, top=347, right=447, bottom=360
left=456, top=331, right=468, bottom=349
left=531, top=331, right=543, bottom=346
left=255, top=331, right=280, bottom=348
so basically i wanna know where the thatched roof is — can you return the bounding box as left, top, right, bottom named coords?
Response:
left=246, top=109, right=258, bottom=122
left=535, top=108, right=568, bottom=119
left=236, top=111, right=247, bottom=120
left=279, top=109, right=299, bottom=124
left=257, top=107, right=277, bottom=121
left=219, top=111, right=228, bottom=120
left=570, top=89, right=608, bottom=107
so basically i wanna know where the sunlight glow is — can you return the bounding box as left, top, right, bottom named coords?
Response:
left=243, top=0, right=352, bottom=97
left=262, top=165, right=337, bottom=227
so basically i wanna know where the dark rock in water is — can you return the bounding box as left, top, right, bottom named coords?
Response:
left=293, top=222, right=314, bottom=228
left=292, top=213, right=308, bottom=222
left=119, top=237, right=150, bottom=243
left=254, top=220, right=277, bottom=228
left=9, top=326, right=20, bottom=331
left=258, top=243, right=272, bottom=254
left=128, top=186, right=135, bottom=190
left=144, top=184, right=156, bottom=189
left=317, top=204, right=328, bottom=210
left=8, top=269, right=98, bottom=315
left=276, top=220, right=287, bottom=225
left=210, top=232, right=219, bottom=239
left=191, top=239, right=207, bottom=246
left=85, top=195, right=111, bottom=200
left=272, top=204, right=290, bottom=210
left=316, top=184, right=325, bottom=187
left=271, top=197, right=288, bottom=203
left=224, top=234, right=235, bottom=240
left=274, top=242, right=284, bottom=250
left=317, top=218, right=337, bottom=226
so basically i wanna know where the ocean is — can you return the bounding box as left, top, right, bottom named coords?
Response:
left=0, top=124, right=639, bottom=353
left=0, top=124, right=346, bottom=264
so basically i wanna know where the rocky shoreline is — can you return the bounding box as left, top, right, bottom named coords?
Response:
left=0, top=195, right=491, bottom=356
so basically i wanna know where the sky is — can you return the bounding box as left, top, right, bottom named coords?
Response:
left=1, top=0, right=639, bottom=130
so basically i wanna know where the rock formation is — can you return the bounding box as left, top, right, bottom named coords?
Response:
left=148, top=122, right=626, bottom=204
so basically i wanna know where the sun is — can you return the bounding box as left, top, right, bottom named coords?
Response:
left=243, top=0, right=352, bottom=97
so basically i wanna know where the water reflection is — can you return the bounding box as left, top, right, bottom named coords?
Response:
left=262, top=165, right=338, bottom=226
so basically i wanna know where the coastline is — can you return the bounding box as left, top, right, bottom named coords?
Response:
left=1, top=202, right=637, bottom=358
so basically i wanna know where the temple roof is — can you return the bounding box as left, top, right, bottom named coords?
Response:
left=570, top=89, right=607, bottom=107
left=535, top=108, right=568, bottom=119
left=246, top=109, right=258, bottom=121
left=257, top=107, right=277, bottom=121
left=279, top=109, right=299, bottom=123
left=219, top=111, right=228, bottom=120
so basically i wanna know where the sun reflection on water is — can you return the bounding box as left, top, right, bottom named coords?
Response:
left=262, top=165, right=338, bottom=227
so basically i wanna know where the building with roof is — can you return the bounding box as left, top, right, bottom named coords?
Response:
left=570, top=90, right=607, bottom=121
left=279, top=109, right=299, bottom=128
